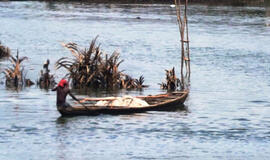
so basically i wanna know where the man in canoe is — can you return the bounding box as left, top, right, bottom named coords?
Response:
left=52, top=79, right=79, bottom=108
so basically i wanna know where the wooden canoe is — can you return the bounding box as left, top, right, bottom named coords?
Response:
left=57, top=91, right=188, bottom=116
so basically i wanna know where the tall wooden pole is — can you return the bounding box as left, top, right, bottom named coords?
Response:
left=174, top=0, right=190, bottom=88
left=184, top=0, right=190, bottom=77
left=174, top=0, right=184, bottom=77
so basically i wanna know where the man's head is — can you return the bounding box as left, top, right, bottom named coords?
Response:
left=58, top=79, right=68, bottom=88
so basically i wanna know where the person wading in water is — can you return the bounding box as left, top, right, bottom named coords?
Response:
left=52, top=79, right=79, bottom=108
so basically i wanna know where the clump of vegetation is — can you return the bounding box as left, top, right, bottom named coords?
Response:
left=55, top=37, right=146, bottom=89
left=120, top=75, right=148, bottom=89
left=37, top=59, right=56, bottom=88
left=3, top=51, right=34, bottom=87
left=159, top=67, right=181, bottom=91
left=0, top=42, right=10, bottom=59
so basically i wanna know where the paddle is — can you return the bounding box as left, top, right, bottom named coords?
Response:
left=79, top=97, right=117, bottom=102
left=76, top=99, right=90, bottom=111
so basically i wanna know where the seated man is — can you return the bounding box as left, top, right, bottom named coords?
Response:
left=52, top=79, right=79, bottom=108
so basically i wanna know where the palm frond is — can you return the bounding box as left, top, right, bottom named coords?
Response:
left=56, top=36, right=147, bottom=89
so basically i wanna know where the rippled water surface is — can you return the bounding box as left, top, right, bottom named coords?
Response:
left=1, top=1, right=270, bottom=159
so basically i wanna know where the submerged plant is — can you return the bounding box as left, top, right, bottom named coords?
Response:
left=159, top=67, right=181, bottom=91
left=0, top=42, right=10, bottom=59
left=56, top=36, right=146, bottom=90
left=3, top=51, right=33, bottom=87
left=37, top=59, right=56, bottom=88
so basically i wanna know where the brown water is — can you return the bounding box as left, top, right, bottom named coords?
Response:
left=1, top=1, right=270, bottom=159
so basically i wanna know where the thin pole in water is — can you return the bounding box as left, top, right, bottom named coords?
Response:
left=174, top=0, right=190, bottom=89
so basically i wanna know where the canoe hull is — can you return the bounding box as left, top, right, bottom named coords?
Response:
left=57, top=91, right=188, bottom=116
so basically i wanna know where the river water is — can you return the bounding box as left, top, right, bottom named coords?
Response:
left=1, top=1, right=270, bottom=159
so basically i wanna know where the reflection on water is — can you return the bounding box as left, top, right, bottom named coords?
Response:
left=1, top=1, right=270, bottom=159
left=266, top=2, right=270, bottom=26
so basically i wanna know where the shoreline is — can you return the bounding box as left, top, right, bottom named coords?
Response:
left=7, top=0, right=268, bottom=6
